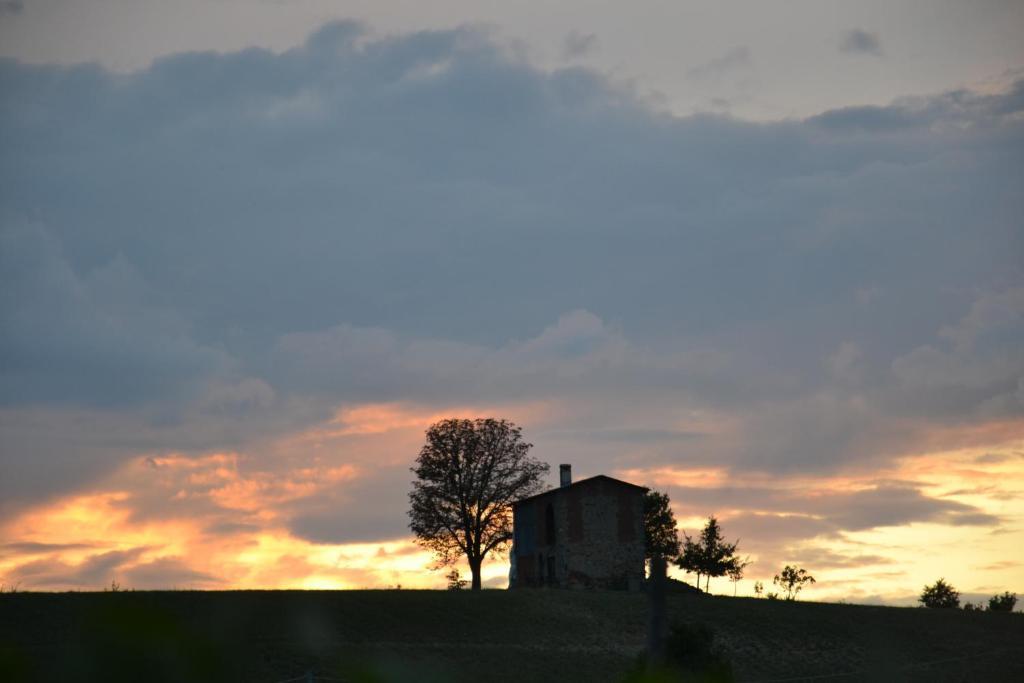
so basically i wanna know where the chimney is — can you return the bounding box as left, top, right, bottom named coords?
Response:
left=559, top=464, right=572, bottom=488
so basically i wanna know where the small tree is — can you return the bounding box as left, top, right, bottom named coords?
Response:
left=773, top=565, right=815, bottom=601
left=753, top=580, right=764, bottom=598
left=727, top=557, right=751, bottom=596
left=644, top=490, right=681, bottom=565
left=919, top=578, right=959, bottom=609
left=446, top=568, right=467, bottom=591
left=674, top=516, right=740, bottom=593
left=988, top=591, right=1017, bottom=612
left=675, top=533, right=704, bottom=590
left=409, top=418, right=549, bottom=590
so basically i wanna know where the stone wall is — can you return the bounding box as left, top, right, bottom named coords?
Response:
left=511, top=477, right=645, bottom=590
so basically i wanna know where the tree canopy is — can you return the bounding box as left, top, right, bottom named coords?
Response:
left=643, top=490, right=681, bottom=562
left=773, top=565, right=816, bottom=601
left=674, top=516, right=741, bottom=593
left=408, top=418, right=549, bottom=590
left=919, top=578, right=960, bottom=609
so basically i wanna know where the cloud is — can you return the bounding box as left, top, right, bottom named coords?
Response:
left=0, top=1, right=22, bottom=17
left=123, top=557, right=223, bottom=589
left=891, top=287, right=1024, bottom=418
left=562, top=31, right=598, bottom=61
left=780, top=547, right=894, bottom=570
left=840, top=29, right=883, bottom=57
left=0, top=21, right=1022, bottom=588
left=686, top=46, right=752, bottom=80
left=9, top=548, right=148, bottom=589
left=0, top=223, right=230, bottom=408
left=978, top=560, right=1019, bottom=571
left=974, top=452, right=1013, bottom=465
left=271, top=309, right=636, bottom=403
left=668, top=481, right=1001, bottom=536
left=0, top=541, right=96, bottom=555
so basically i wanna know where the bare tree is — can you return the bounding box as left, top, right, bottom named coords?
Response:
left=408, top=418, right=549, bottom=590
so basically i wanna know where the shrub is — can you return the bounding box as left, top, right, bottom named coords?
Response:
left=663, top=622, right=734, bottom=680
left=919, top=578, right=959, bottom=609
left=626, top=623, right=734, bottom=682
left=987, top=592, right=1017, bottom=612
left=445, top=569, right=467, bottom=591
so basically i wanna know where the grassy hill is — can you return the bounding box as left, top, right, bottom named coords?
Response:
left=1, top=589, right=1021, bottom=682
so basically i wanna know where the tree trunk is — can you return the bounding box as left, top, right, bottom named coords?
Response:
left=468, top=556, right=482, bottom=591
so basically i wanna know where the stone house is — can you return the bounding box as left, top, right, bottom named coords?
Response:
left=509, top=464, right=647, bottom=590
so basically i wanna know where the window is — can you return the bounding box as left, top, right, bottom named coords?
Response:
left=545, top=502, right=556, bottom=545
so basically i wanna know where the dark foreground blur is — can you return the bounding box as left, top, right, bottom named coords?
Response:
left=1, top=589, right=1022, bottom=682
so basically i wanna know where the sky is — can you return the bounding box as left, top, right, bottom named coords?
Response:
left=0, top=1, right=1022, bottom=604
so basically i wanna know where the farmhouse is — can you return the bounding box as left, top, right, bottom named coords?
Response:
left=509, top=464, right=647, bottom=590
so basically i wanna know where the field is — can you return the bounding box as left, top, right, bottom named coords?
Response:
left=1, top=589, right=1022, bottom=682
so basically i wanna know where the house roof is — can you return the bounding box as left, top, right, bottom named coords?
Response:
left=512, top=474, right=648, bottom=508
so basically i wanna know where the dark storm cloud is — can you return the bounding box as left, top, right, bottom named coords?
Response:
left=0, top=20, right=1022, bottom=511
left=840, top=29, right=883, bottom=57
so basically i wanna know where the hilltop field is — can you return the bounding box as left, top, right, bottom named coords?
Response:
left=1, top=589, right=1021, bottom=682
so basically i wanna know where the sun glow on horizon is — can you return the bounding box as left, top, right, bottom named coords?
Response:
left=1, top=403, right=1020, bottom=604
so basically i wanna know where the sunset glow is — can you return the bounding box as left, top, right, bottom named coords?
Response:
left=1, top=398, right=1019, bottom=602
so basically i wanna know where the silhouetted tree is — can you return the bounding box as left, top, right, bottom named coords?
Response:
left=676, top=532, right=705, bottom=590
left=445, top=568, right=467, bottom=590
left=674, top=516, right=740, bottom=593
left=727, top=556, right=751, bottom=596
left=753, top=580, right=764, bottom=598
left=773, top=565, right=816, bottom=601
left=644, top=490, right=681, bottom=564
left=988, top=591, right=1017, bottom=612
left=919, top=578, right=960, bottom=609
left=408, top=418, right=549, bottom=590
